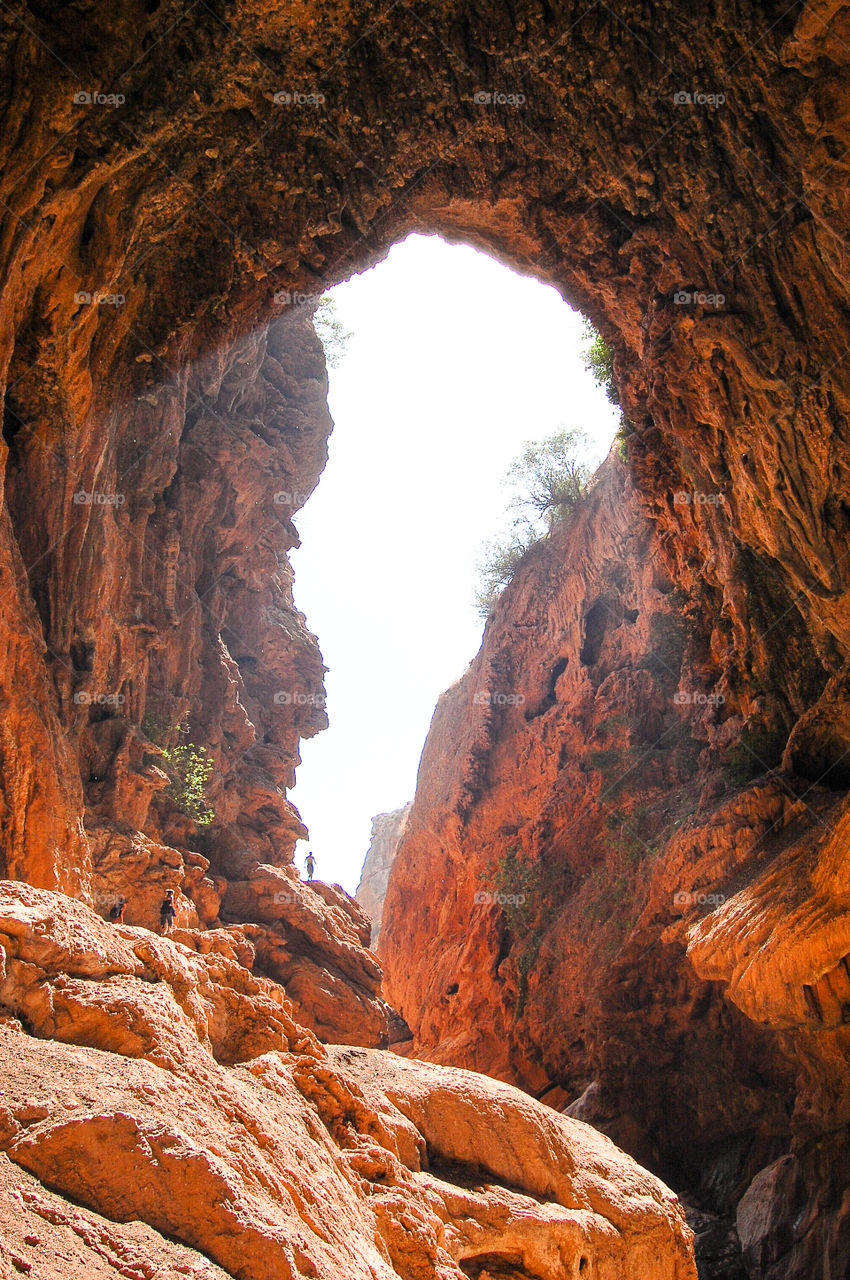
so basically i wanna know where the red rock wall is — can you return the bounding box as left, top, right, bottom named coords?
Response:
left=381, top=457, right=850, bottom=1273
left=0, top=2, right=849, bottom=1275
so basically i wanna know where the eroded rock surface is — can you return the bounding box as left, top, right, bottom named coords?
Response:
left=380, top=458, right=850, bottom=1277
left=0, top=883, right=696, bottom=1280
left=0, top=2, right=849, bottom=1277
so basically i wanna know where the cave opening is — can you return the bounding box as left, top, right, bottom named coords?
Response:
left=287, top=232, right=621, bottom=890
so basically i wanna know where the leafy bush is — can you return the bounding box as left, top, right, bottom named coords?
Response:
left=142, top=710, right=215, bottom=826
left=588, top=747, right=623, bottom=773
left=160, top=743, right=215, bottom=826
left=581, top=320, right=620, bottom=407
left=313, top=297, right=351, bottom=368
left=473, top=526, right=538, bottom=618
left=614, top=419, right=634, bottom=462
left=474, top=429, right=591, bottom=618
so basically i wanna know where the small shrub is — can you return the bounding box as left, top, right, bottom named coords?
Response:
left=143, top=710, right=215, bottom=826
left=474, top=525, right=538, bottom=619
left=514, top=934, right=542, bottom=1017
left=474, top=428, right=591, bottom=618
left=581, top=320, right=620, bottom=407
left=313, top=297, right=351, bottom=368
left=586, top=870, right=630, bottom=923
left=492, top=844, right=538, bottom=933
left=141, top=709, right=172, bottom=747
left=505, top=429, right=592, bottom=533
left=588, top=747, right=622, bottom=773
left=160, top=743, right=215, bottom=826
left=724, top=725, right=786, bottom=784
left=614, top=419, right=634, bottom=462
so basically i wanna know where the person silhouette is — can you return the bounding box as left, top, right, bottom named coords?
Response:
left=305, top=851, right=316, bottom=880
left=160, top=889, right=177, bottom=934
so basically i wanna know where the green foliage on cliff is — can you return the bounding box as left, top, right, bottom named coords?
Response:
left=474, top=428, right=591, bottom=618
left=142, top=710, right=215, bottom=826
left=723, top=723, right=787, bottom=783
left=161, top=742, right=215, bottom=826
left=473, top=527, right=538, bottom=618
left=313, top=297, right=351, bottom=368
left=581, top=319, right=620, bottom=407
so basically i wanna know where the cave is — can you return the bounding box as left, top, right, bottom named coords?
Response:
left=1, top=2, right=849, bottom=1279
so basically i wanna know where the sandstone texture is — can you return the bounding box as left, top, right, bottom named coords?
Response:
left=381, top=455, right=850, bottom=1279
left=0, top=1, right=849, bottom=1278
left=0, top=883, right=696, bottom=1280
left=356, top=805, right=412, bottom=947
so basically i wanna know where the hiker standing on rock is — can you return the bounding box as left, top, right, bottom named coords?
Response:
left=160, top=889, right=177, bottom=935
left=305, top=851, right=316, bottom=880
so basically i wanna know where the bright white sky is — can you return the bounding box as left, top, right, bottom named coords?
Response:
left=290, top=233, right=620, bottom=893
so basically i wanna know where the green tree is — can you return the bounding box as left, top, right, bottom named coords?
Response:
left=475, top=428, right=591, bottom=618
left=160, top=743, right=215, bottom=826
left=313, top=297, right=351, bottom=368
left=505, top=428, right=591, bottom=533
left=474, top=525, right=538, bottom=618
left=581, top=319, right=620, bottom=407
left=142, top=710, right=215, bottom=827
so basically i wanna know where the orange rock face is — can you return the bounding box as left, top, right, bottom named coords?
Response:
left=0, top=1, right=849, bottom=1277
left=0, top=883, right=696, bottom=1280
left=381, top=458, right=850, bottom=1274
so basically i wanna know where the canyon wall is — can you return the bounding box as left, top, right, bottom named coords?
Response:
left=0, top=0, right=849, bottom=1277
left=381, top=453, right=850, bottom=1275
left=356, top=804, right=412, bottom=946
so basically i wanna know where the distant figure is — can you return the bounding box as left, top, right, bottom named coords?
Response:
left=160, top=889, right=177, bottom=935
left=107, top=896, right=126, bottom=924
left=305, top=851, right=316, bottom=880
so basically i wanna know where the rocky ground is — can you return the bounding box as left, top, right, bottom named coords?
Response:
left=0, top=883, right=696, bottom=1280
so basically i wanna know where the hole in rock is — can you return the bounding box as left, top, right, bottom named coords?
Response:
left=525, top=656, right=569, bottom=720
left=2, top=399, right=23, bottom=450
left=579, top=598, right=611, bottom=668
left=289, top=233, right=621, bottom=889
left=460, top=1253, right=531, bottom=1279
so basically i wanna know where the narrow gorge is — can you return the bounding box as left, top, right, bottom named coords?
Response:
left=0, top=1, right=848, bottom=1277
